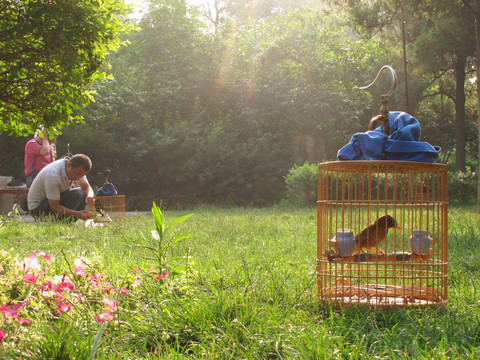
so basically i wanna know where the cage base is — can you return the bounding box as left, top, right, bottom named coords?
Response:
left=319, top=284, right=445, bottom=308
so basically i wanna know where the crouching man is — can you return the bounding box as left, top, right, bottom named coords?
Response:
left=28, top=154, right=94, bottom=221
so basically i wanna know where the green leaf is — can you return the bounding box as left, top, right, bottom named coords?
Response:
left=89, top=322, right=107, bottom=360
left=151, top=202, right=165, bottom=238
left=167, top=213, right=195, bottom=229
left=169, top=233, right=197, bottom=245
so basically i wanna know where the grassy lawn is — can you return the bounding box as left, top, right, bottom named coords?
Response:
left=0, top=205, right=480, bottom=359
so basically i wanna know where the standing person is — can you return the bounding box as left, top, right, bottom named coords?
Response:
left=24, top=128, right=57, bottom=187
left=28, top=154, right=94, bottom=221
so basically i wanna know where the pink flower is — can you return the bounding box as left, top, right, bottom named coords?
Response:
left=42, top=254, right=52, bottom=261
left=117, top=287, right=128, bottom=295
left=17, top=318, right=31, bottom=325
left=15, top=256, right=41, bottom=272
left=10, top=299, right=29, bottom=312
left=95, top=312, right=114, bottom=323
left=41, top=281, right=54, bottom=289
left=57, top=282, right=75, bottom=292
left=71, top=293, right=86, bottom=303
left=0, top=329, right=6, bottom=341
left=102, top=298, right=119, bottom=311
left=0, top=264, right=3, bottom=273
left=54, top=294, right=65, bottom=302
left=149, top=267, right=158, bottom=274
left=57, top=302, right=72, bottom=314
left=39, top=289, right=55, bottom=299
left=39, top=281, right=57, bottom=293
left=75, top=266, right=87, bottom=277
left=131, top=267, right=142, bottom=273
left=39, top=281, right=57, bottom=299
left=132, top=280, right=142, bottom=287
left=88, top=274, right=102, bottom=286
left=0, top=305, right=18, bottom=318
left=24, top=274, right=38, bottom=283
left=154, top=271, right=169, bottom=281
left=74, top=258, right=85, bottom=267
left=31, top=251, right=52, bottom=261
left=53, top=274, right=71, bottom=284
left=40, top=289, right=55, bottom=299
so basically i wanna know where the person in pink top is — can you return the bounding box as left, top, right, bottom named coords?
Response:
left=24, top=128, right=57, bottom=187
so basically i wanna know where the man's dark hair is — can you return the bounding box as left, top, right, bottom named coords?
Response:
left=69, top=154, right=92, bottom=172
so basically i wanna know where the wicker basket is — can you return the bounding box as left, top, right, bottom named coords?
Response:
left=317, top=161, right=448, bottom=308
left=93, top=195, right=126, bottom=222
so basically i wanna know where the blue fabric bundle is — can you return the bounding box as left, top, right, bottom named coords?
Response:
left=95, top=182, right=118, bottom=197
left=337, top=111, right=441, bottom=162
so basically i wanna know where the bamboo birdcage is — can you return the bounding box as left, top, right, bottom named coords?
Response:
left=92, top=169, right=126, bottom=223
left=317, top=160, right=448, bottom=308
left=93, top=195, right=126, bottom=222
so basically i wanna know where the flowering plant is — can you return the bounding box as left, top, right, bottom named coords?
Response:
left=0, top=203, right=196, bottom=357
left=135, top=202, right=196, bottom=276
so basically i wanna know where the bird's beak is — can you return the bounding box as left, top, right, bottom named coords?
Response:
left=395, top=225, right=403, bottom=232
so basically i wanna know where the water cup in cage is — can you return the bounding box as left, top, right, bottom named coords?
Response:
left=330, top=229, right=357, bottom=257
left=409, top=230, right=432, bottom=255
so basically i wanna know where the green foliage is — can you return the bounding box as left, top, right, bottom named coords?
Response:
left=0, top=209, right=199, bottom=358
left=330, top=0, right=478, bottom=174
left=448, top=168, right=477, bottom=205
left=284, top=162, right=318, bottom=206
left=64, top=5, right=388, bottom=208
left=0, top=0, right=135, bottom=136
left=7, top=1, right=475, bottom=209
left=33, top=320, right=98, bottom=360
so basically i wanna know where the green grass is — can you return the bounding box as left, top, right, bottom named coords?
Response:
left=1, top=205, right=480, bottom=359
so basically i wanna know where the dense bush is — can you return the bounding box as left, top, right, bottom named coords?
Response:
left=284, top=162, right=318, bottom=206
left=59, top=7, right=388, bottom=209
left=448, top=168, right=477, bottom=205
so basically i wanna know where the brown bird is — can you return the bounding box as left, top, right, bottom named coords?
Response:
left=354, top=215, right=402, bottom=254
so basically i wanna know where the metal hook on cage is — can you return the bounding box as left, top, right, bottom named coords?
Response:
left=356, top=65, right=398, bottom=135
left=356, top=65, right=397, bottom=97
left=97, top=169, right=111, bottom=184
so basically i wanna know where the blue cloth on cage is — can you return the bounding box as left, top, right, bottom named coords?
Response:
left=96, top=182, right=118, bottom=197
left=337, top=111, right=441, bottom=162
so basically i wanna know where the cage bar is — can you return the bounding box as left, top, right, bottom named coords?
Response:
left=317, top=161, right=448, bottom=308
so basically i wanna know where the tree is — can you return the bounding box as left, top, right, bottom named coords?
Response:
left=410, top=1, right=475, bottom=171
left=462, top=0, right=480, bottom=212
left=194, top=0, right=322, bottom=33
left=63, top=5, right=387, bottom=208
left=0, top=0, right=133, bottom=136
left=332, top=0, right=476, bottom=172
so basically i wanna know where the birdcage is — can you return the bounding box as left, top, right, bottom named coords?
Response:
left=317, top=160, right=448, bottom=308
left=93, top=195, right=126, bottom=222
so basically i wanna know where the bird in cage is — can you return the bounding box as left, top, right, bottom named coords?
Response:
left=354, top=215, right=402, bottom=254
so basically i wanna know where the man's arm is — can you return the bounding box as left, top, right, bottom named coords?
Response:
left=78, top=176, right=94, bottom=204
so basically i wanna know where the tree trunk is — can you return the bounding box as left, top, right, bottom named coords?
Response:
left=455, top=54, right=467, bottom=172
